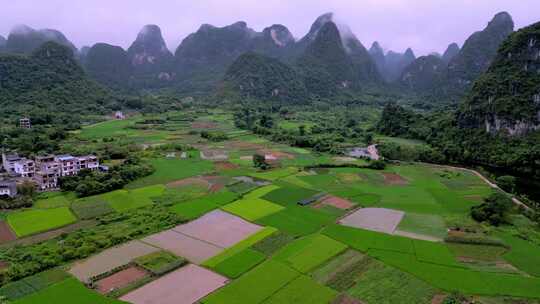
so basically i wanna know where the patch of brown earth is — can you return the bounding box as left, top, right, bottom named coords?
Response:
left=225, top=140, right=265, bottom=150
left=258, top=149, right=295, bottom=160
left=332, top=294, right=364, bottom=304
left=318, top=195, right=355, bottom=210
left=95, top=266, right=149, bottom=294
left=0, top=222, right=17, bottom=244
left=215, top=161, right=238, bottom=170
left=431, top=294, right=447, bottom=304
left=382, top=173, right=408, bottom=185
left=191, top=122, right=218, bottom=129
left=167, top=177, right=209, bottom=189
left=464, top=195, right=484, bottom=202
left=0, top=261, right=9, bottom=270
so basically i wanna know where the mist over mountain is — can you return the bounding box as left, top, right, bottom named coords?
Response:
left=5, top=25, right=77, bottom=55
left=369, top=41, right=386, bottom=75
left=0, top=35, right=6, bottom=52
left=442, top=43, right=460, bottom=64
left=400, top=55, right=446, bottom=91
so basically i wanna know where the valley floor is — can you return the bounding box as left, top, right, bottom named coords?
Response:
left=1, top=110, right=539, bottom=304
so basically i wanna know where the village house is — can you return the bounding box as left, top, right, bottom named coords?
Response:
left=2, top=153, right=100, bottom=191
left=13, top=158, right=35, bottom=178
left=19, top=117, right=31, bottom=129
left=1, top=153, right=22, bottom=174
left=115, top=111, right=125, bottom=120
left=0, top=180, right=17, bottom=197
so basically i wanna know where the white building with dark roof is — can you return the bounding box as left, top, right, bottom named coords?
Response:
left=0, top=181, right=17, bottom=197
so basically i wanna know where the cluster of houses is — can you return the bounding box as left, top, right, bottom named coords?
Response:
left=0, top=153, right=100, bottom=197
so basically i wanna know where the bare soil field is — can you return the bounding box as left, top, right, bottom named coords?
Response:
left=382, top=173, right=409, bottom=185
left=142, top=230, right=223, bottom=264
left=95, top=266, right=149, bottom=294
left=214, top=161, right=239, bottom=170
left=191, top=122, right=219, bottom=129
left=225, top=140, right=265, bottom=151
left=316, top=195, right=355, bottom=210
left=339, top=208, right=405, bottom=234
left=173, top=210, right=263, bottom=248
left=120, top=264, right=228, bottom=304
left=69, top=240, right=159, bottom=283
left=258, top=149, right=295, bottom=160
left=431, top=294, right=446, bottom=304
left=0, top=222, right=17, bottom=244
left=200, top=150, right=228, bottom=161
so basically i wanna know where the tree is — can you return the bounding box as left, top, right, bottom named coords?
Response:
left=17, top=181, right=36, bottom=197
left=496, top=175, right=517, bottom=193
left=298, top=125, right=306, bottom=136
left=253, top=154, right=270, bottom=170
left=471, top=192, right=513, bottom=226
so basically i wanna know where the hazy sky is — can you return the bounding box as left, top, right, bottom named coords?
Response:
left=1, top=0, right=539, bottom=56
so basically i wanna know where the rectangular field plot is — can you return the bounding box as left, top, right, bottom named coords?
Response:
left=173, top=210, right=263, bottom=248
left=256, top=205, right=336, bottom=237
left=262, top=275, right=337, bottom=304
left=71, top=197, right=114, bottom=220
left=0, top=221, right=17, bottom=243
left=273, top=234, right=347, bottom=273
left=142, top=230, right=222, bottom=264
left=213, top=248, right=266, bottom=278
left=0, top=269, right=70, bottom=301
left=339, top=208, right=404, bottom=234
left=95, top=266, right=149, bottom=294
left=101, top=184, right=165, bottom=212
left=121, top=264, right=228, bottom=304
left=7, top=207, right=77, bottom=237
left=261, top=184, right=320, bottom=206
left=170, top=191, right=239, bottom=220
left=69, top=240, right=160, bottom=283
left=127, top=158, right=214, bottom=188
left=201, top=260, right=299, bottom=304
left=221, top=198, right=284, bottom=221
left=347, top=254, right=438, bottom=304
left=13, top=278, right=124, bottom=304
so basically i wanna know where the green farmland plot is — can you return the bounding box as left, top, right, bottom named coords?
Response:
left=170, top=189, right=240, bottom=219
left=13, top=278, right=124, bottom=304
left=101, top=184, right=165, bottom=212
left=256, top=205, right=337, bottom=237
left=273, top=234, right=347, bottom=273
left=213, top=248, right=266, bottom=278
left=347, top=255, right=438, bottom=304
left=368, top=249, right=540, bottom=298
left=34, top=192, right=75, bottom=209
left=222, top=198, right=284, bottom=221
left=202, top=260, right=300, bottom=304
left=262, top=275, right=337, bottom=304
left=250, top=167, right=299, bottom=181
left=70, top=197, right=114, bottom=219
left=127, top=158, right=214, bottom=188
left=261, top=184, right=320, bottom=206
left=7, top=207, right=77, bottom=237
left=203, top=227, right=277, bottom=268
left=497, top=231, right=540, bottom=277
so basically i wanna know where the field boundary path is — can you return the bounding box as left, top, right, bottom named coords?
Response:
left=419, top=162, right=531, bottom=211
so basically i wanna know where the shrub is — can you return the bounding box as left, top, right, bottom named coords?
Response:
left=470, top=192, right=513, bottom=226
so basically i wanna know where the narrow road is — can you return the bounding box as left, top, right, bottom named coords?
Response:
left=428, top=163, right=531, bottom=211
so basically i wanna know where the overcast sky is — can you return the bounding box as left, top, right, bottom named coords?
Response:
left=1, top=0, right=538, bottom=56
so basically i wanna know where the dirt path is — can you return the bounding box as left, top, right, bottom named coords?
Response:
left=422, top=163, right=531, bottom=211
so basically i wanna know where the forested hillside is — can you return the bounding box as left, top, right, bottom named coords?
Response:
left=0, top=42, right=118, bottom=121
